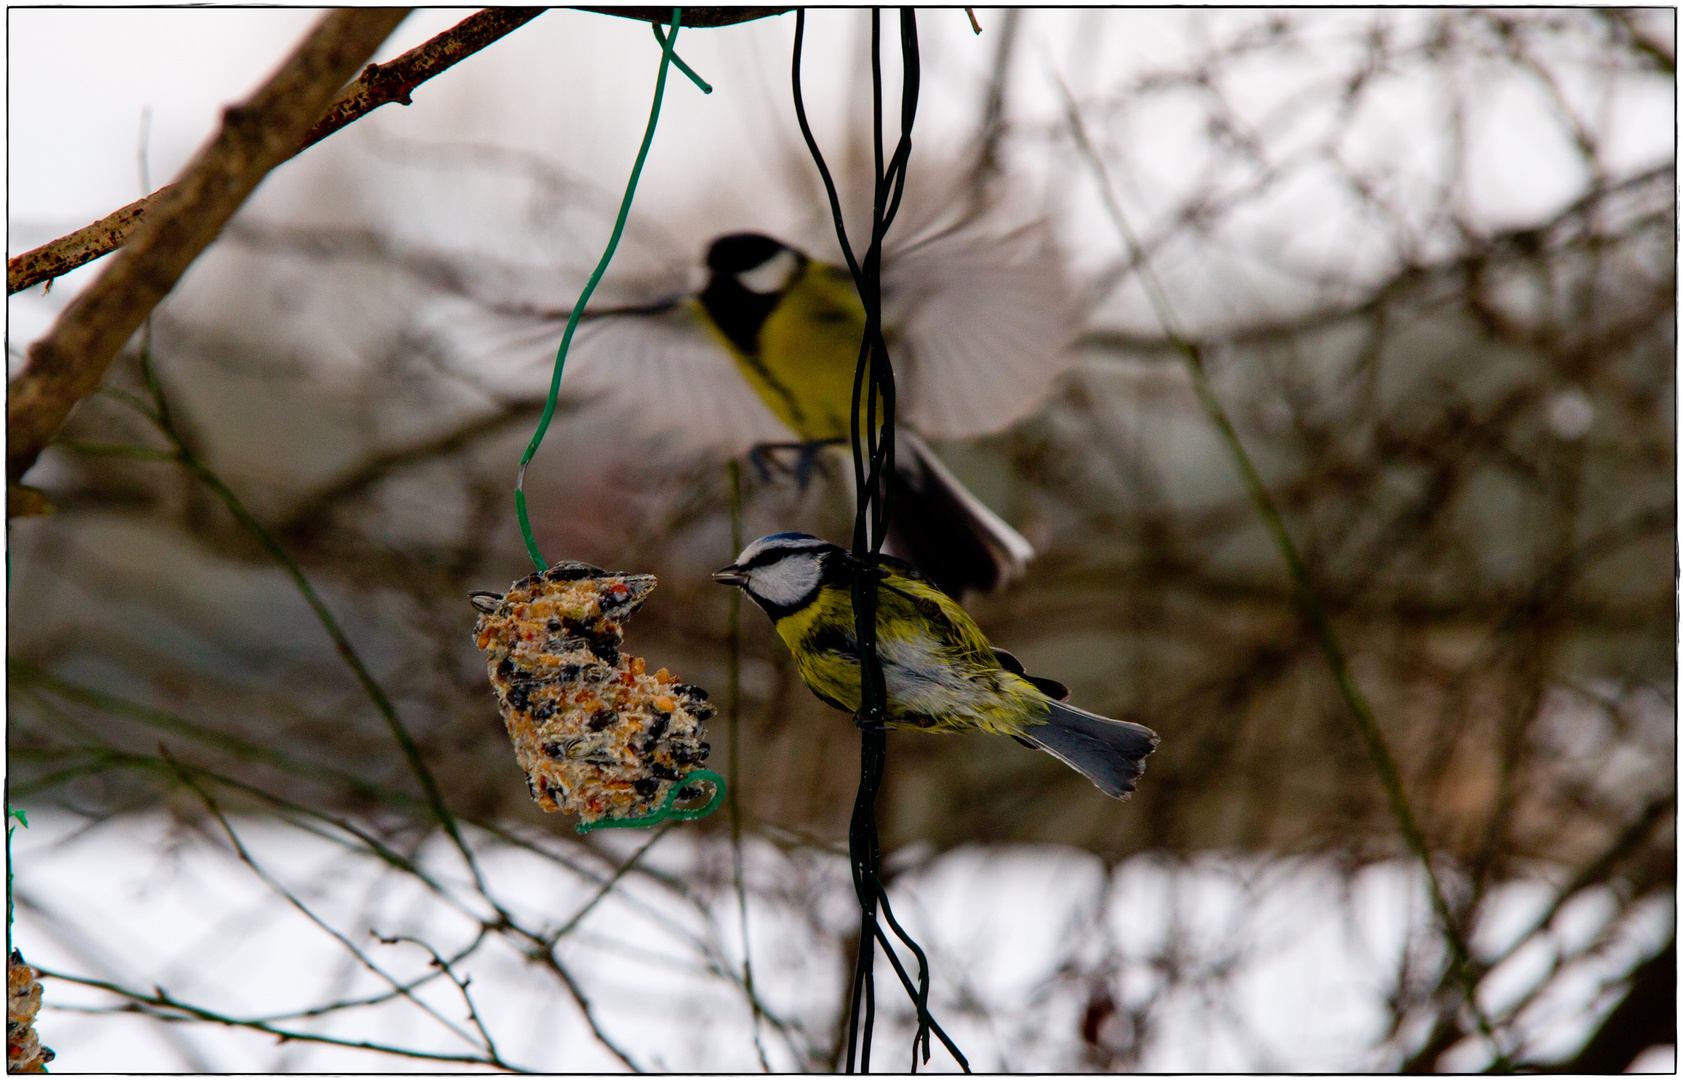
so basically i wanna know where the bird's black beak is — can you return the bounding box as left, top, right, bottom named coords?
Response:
left=712, top=565, right=747, bottom=587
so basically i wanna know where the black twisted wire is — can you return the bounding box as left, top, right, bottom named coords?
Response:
left=791, top=8, right=968, bottom=1073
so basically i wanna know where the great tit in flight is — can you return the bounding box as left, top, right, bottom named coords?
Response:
left=438, top=208, right=1081, bottom=598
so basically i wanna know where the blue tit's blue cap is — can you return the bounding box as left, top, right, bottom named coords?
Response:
left=732, top=531, right=833, bottom=568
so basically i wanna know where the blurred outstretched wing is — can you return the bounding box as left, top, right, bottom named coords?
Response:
left=882, top=217, right=1084, bottom=440
left=428, top=298, right=792, bottom=457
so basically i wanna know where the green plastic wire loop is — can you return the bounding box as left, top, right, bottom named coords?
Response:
left=575, top=769, right=726, bottom=834
left=652, top=23, right=712, bottom=94
left=8, top=800, right=27, bottom=928
left=511, top=9, right=725, bottom=833
left=515, top=7, right=697, bottom=572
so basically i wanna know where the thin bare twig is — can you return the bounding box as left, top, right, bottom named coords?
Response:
left=374, top=932, right=507, bottom=1065
left=157, top=745, right=493, bottom=1055
left=544, top=825, right=673, bottom=946
left=36, top=968, right=510, bottom=1069
left=528, top=948, right=643, bottom=1072
left=8, top=198, right=147, bottom=295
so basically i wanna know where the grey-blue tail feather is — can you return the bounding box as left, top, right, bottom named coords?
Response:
left=1024, top=701, right=1159, bottom=799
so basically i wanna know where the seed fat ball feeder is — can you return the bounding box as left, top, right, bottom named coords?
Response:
left=471, top=563, right=720, bottom=831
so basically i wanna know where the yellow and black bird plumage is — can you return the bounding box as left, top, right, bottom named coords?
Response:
left=438, top=197, right=1082, bottom=599
left=691, top=230, right=1040, bottom=597
left=714, top=532, right=1159, bottom=799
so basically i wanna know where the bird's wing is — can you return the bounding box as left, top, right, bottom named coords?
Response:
left=427, top=298, right=792, bottom=457
left=880, top=566, right=998, bottom=662
left=881, top=216, right=1085, bottom=440
left=566, top=306, right=794, bottom=454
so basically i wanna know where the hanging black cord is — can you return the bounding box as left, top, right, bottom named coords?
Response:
left=792, top=9, right=967, bottom=1074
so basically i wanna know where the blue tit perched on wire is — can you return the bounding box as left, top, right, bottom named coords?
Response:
left=439, top=199, right=1081, bottom=600
left=713, top=532, right=1159, bottom=799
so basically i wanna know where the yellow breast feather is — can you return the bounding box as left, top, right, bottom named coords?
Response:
left=703, top=263, right=878, bottom=443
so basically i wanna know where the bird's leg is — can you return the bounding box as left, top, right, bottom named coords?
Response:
left=746, top=444, right=783, bottom=484
left=746, top=439, right=848, bottom=489
left=839, top=550, right=890, bottom=579
left=791, top=438, right=846, bottom=490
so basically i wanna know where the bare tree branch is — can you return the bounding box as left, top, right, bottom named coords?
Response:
left=299, top=8, right=544, bottom=150
left=6, top=9, right=411, bottom=485
left=5, top=9, right=543, bottom=297
left=8, top=199, right=150, bottom=296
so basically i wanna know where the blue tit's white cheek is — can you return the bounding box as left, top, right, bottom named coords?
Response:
left=746, top=555, right=822, bottom=609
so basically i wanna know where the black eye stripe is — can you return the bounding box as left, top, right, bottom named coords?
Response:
left=740, top=541, right=829, bottom=570
left=743, top=547, right=803, bottom=570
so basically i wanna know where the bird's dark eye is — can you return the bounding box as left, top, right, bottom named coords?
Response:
left=811, top=308, right=851, bottom=325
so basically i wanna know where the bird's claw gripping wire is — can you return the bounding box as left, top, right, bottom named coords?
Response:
left=840, top=550, right=893, bottom=579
